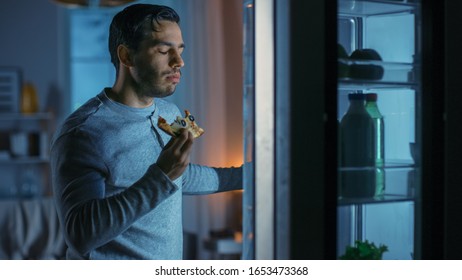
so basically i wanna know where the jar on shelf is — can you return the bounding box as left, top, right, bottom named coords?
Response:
left=21, top=82, right=39, bottom=115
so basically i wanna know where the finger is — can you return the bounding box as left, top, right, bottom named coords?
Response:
left=179, top=129, right=193, bottom=148
left=163, top=136, right=175, bottom=150
left=163, top=128, right=188, bottom=151
left=177, top=128, right=189, bottom=139
left=180, top=132, right=194, bottom=155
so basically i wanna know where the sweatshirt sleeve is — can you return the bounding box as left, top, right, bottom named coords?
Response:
left=181, top=164, right=243, bottom=195
left=50, top=129, right=178, bottom=257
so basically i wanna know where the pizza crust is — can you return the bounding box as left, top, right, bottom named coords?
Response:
left=157, top=110, right=205, bottom=139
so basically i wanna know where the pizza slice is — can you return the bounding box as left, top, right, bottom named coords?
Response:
left=157, top=110, right=205, bottom=139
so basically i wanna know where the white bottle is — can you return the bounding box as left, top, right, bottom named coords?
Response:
left=340, top=93, right=375, bottom=198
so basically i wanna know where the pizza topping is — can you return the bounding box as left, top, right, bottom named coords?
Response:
left=157, top=110, right=205, bottom=139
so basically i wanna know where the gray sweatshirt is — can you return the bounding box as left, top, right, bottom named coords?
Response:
left=50, top=89, right=242, bottom=259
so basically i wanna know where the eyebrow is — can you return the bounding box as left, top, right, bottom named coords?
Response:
left=151, top=40, right=186, bottom=49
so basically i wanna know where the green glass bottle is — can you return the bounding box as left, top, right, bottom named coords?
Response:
left=365, top=93, right=385, bottom=198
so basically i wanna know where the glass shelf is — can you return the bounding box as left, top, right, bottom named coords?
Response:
left=338, top=160, right=417, bottom=206
left=339, top=59, right=418, bottom=85
left=338, top=193, right=414, bottom=205
left=339, top=160, right=415, bottom=171
left=338, top=0, right=419, bottom=17
left=339, top=81, right=417, bottom=91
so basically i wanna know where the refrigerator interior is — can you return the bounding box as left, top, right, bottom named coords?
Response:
left=337, top=0, right=421, bottom=260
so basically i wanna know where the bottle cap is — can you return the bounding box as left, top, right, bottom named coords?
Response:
left=348, top=93, right=365, bottom=100
left=365, top=93, right=378, bottom=101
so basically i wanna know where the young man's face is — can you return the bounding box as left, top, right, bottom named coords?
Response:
left=130, top=20, right=185, bottom=98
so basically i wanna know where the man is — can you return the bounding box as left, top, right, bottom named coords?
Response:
left=50, top=4, right=242, bottom=260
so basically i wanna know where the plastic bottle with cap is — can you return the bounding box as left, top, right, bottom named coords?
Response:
left=339, top=92, right=375, bottom=198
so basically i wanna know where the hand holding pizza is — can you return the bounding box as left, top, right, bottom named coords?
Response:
left=155, top=110, right=204, bottom=180
left=156, top=128, right=194, bottom=180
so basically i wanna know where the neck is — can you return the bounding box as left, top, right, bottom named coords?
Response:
left=108, top=82, right=154, bottom=108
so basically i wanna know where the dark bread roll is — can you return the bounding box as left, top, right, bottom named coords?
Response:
left=350, top=48, right=382, bottom=60
left=338, top=44, right=349, bottom=78
left=349, top=48, right=384, bottom=80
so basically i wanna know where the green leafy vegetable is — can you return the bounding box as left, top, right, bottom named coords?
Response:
left=340, top=240, right=388, bottom=260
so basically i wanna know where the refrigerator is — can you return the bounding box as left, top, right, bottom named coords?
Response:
left=243, top=0, right=462, bottom=259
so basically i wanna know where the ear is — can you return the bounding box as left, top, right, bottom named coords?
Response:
left=117, top=45, right=134, bottom=68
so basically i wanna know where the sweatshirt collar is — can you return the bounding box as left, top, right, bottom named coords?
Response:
left=98, top=88, right=156, bottom=120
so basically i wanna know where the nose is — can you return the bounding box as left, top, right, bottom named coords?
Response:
left=170, top=50, right=185, bottom=69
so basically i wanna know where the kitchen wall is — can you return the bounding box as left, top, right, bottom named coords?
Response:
left=0, top=0, right=62, bottom=119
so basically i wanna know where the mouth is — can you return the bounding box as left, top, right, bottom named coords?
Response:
left=165, top=72, right=181, bottom=84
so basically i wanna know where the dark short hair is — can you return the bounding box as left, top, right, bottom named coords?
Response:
left=108, top=4, right=180, bottom=73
